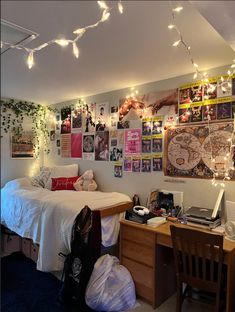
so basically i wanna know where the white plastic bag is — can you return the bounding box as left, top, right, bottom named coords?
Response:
left=85, top=254, right=136, bottom=311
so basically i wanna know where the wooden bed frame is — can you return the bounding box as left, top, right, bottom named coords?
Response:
left=98, top=201, right=133, bottom=218
left=2, top=201, right=133, bottom=261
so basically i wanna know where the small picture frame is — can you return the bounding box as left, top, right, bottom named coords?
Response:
left=146, top=189, right=158, bottom=211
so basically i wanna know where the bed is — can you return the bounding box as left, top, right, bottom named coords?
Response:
left=1, top=177, right=132, bottom=272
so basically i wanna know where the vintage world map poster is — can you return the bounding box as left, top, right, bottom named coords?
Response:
left=164, top=122, right=235, bottom=179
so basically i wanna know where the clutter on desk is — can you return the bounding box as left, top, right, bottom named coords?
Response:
left=147, top=216, right=166, bottom=227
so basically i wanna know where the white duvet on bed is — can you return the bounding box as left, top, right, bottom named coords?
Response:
left=1, top=178, right=131, bottom=271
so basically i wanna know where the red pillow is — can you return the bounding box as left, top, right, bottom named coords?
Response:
left=51, top=176, right=79, bottom=191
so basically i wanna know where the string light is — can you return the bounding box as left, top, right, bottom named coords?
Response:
left=27, top=51, right=34, bottom=69
left=168, top=2, right=235, bottom=185
left=1, top=1, right=123, bottom=69
left=168, top=3, right=235, bottom=89
left=72, top=42, right=80, bottom=59
left=118, top=1, right=124, bottom=14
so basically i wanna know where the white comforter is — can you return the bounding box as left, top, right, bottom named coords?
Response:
left=1, top=178, right=131, bottom=271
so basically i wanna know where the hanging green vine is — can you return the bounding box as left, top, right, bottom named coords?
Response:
left=0, top=99, right=56, bottom=157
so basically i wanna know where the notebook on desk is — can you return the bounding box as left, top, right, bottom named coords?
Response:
left=185, top=189, right=224, bottom=221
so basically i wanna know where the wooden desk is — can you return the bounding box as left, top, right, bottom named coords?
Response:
left=119, top=220, right=235, bottom=312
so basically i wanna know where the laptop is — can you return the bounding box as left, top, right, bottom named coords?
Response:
left=186, top=189, right=224, bottom=221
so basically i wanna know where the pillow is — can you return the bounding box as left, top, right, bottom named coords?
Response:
left=45, top=164, right=79, bottom=190
left=51, top=176, right=79, bottom=191
left=31, top=166, right=51, bottom=188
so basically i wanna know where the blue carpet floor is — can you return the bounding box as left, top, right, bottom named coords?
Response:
left=1, top=252, right=92, bottom=312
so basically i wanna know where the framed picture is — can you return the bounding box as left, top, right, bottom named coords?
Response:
left=146, top=189, right=158, bottom=211
left=11, top=131, right=34, bottom=158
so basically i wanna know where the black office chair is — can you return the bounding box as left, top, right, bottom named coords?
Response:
left=170, top=225, right=224, bottom=312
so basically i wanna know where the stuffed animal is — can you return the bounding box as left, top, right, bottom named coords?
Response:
left=74, top=170, right=97, bottom=191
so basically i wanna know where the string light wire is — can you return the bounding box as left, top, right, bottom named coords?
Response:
left=1, top=1, right=124, bottom=69
left=168, top=1, right=235, bottom=186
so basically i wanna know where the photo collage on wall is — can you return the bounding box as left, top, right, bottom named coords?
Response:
left=50, top=89, right=178, bottom=177
left=50, top=75, right=234, bottom=179
left=179, top=74, right=235, bottom=124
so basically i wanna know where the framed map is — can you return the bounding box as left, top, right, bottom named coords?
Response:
left=164, top=122, right=235, bottom=180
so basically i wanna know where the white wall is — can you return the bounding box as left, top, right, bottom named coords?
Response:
left=45, top=65, right=235, bottom=210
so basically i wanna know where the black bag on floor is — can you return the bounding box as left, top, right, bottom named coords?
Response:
left=58, top=205, right=101, bottom=310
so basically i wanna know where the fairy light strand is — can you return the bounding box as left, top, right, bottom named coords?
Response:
left=168, top=2, right=235, bottom=186
left=0, top=1, right=124, bottom=69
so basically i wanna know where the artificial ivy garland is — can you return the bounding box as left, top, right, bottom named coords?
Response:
left=0, top=99, right=55, bottom=157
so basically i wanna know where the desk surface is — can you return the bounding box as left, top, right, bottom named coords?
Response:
left=120, top=219, right=235, bottom=253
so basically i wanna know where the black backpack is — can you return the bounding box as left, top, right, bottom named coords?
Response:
left=58, top=205, right=101, bottom=310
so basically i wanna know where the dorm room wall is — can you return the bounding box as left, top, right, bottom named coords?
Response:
left=45, top=64, right=235, bottom=210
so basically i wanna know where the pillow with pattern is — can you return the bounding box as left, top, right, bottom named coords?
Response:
left=31, top=166, right=51, bottom=188
left=51, top=176, right=79, bottom=191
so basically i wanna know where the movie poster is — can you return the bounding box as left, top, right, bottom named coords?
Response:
left=141, top=155, right=151, bottom=173
left=152, top=154, right=163, bottom=171
left=72, top=108, right=82, bottom=130
left=109, top=130, right=123, bottom=161
left=71, top=132, right=82, bottom=158
left=132, top=156, right=141, bottom=172
left=96, top=102, right=109, bottom=131
left=61, top=107, right=71, bottom=134
left=142, top=136, right=152, bottom=153
left=61, top=134, right=71, bottom=158
left=83, top=103, right=96, bottom=133
left=95, top=131, right=109, bottom=161
left=83, top=134, right=95, bottom=160
left=123, top=156, right=132, bottom=172
left=114, top=162, right=123, bottom=178
left=124, top=129, right=141, bottom=155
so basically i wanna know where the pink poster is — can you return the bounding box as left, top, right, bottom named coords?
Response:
left=71, top=133, right=82, bottom=158
left=124, top=129, right=141, bottom=154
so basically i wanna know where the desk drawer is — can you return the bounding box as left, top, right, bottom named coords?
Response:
left=122, top=257, right=154, bottom=304
left=121, top=224, right=155, bottom=247
left=122, top=239, right=154, bottom=266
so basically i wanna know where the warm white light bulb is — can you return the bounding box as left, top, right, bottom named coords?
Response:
left=227, top=70, right=231, bottom=75
left=168, top=24, right=175, bottom=29
left=101, top=10, right=110, bottom=21
left=1, top=41, right=3, bottom=48
left=173, top=6, right=183, bottom=12
left=193, top=73, right=198, bottom=79
left=118, top=1, right=123, bottom=14
left=27, top=51, right=34, bottom=69
left=55, top=39, right=70, bottom=47
left=193, top=63, right=198, bottom=68
left=97, top=1, right=108, bottom=9
left=72, top=42, right=80, bottom=58
left=231, top=64, right=235, bottom=68
left=172, top=40, right=181, bottom=47
left=73, top=28, right=86, bottom=35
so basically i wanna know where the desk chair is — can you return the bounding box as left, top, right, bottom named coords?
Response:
left=170, top=225, right=224, bottom=312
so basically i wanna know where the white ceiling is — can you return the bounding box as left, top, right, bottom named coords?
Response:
left=1, top=1, right=235, bottom=105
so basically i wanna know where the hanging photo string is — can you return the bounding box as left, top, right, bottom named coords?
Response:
left=1, top=1, right=124, bottom=69
left=168, top=1, right=235, bottom=186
